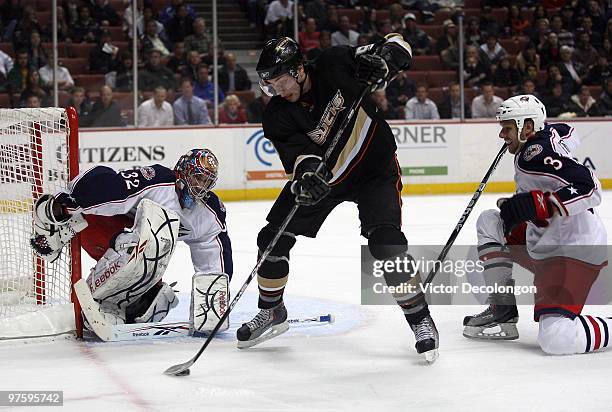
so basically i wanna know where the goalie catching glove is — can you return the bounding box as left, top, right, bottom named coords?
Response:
left=498, top=190, right=558, bottom=235
left=290, top=157, right=332, bottom=206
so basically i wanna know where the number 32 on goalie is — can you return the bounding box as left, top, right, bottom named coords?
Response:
left=544, top=156, right=562, bottom=171
left=120, top=170, right=141, bottom=190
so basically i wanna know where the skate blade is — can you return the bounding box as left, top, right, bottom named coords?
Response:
left=236, top=321, right=289, bottom=349
left=423, top=349, right=439, bottom=364
left=463, top=323, right=519, bottom=340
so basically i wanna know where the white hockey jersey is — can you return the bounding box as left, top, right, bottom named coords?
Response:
left=58, top=164, right=232, bottom=276
left=514, top=123, right=607, bottom=265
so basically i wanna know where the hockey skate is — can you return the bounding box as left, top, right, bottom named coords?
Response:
left=409, top=315, right=439, bottom=363
left=463, top=281, right=519, bottom=340
left=236, top=302, right=289, bottom=349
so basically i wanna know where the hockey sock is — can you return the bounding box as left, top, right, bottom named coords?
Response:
left=477, top=242, right=514, bottom=288
left=577, top=315, right=611, bottom=353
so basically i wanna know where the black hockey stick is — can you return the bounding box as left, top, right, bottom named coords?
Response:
left=422, top=143, right=508, bottom=287
left=164, top=85, right=372, bottom=376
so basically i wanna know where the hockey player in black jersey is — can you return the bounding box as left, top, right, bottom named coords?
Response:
left=236, top=36, right=439, bottom=361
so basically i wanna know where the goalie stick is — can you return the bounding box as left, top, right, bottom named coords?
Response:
left=164, top=85, right=372, bottom=377
left=422, top=143, right=509, bottom=287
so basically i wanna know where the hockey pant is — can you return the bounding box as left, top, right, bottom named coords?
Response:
left=476, top=209, right=610, bottom=355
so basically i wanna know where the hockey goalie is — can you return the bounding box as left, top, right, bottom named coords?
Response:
left=30, top=148, right=232, bottom=340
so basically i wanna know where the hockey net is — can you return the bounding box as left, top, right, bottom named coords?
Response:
left=0, top=107, right=82, bottom=339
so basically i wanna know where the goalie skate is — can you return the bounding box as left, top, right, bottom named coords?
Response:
left=236, top=302, right=288, bottom=349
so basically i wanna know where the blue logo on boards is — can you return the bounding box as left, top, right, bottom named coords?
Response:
left=246, top=129, right=277, bottom=167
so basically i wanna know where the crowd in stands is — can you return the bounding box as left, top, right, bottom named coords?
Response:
left=1, top=0, right=612, bottom=126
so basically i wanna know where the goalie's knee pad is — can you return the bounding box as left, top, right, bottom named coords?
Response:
left=257, top=224, right=296, bottom=278
left=477, top=209, right=505, bottom=246
left=125, top=282, right=178, bottom=323
left=537, top=314, right=582, bottom=355
left=367, top=225, right=407, bottom=260
left=191, top=272, right=230, bottom=336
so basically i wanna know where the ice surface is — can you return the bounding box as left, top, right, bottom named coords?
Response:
left=1, top=193, right=611, bottom=411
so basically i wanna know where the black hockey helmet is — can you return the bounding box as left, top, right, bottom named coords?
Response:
left=256, top=37, right=304, bottom=96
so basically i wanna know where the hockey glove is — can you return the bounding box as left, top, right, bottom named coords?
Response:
left=356, top=53, right=389, bottom=89
left=498, top=191, right=556, bottom=235
left=291, top=159, right=332, bottom=206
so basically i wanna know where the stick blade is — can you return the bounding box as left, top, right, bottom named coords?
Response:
left=164, top=361, right=193, bottom=376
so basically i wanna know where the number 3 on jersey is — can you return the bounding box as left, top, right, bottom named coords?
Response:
left=544, top=156, right=562, bottom=170
left=120, top=171, right=141, bottom=190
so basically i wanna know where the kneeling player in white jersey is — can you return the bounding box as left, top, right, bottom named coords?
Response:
left=463, top=95, right=610, bottom=355
left=30, top=149, right=232, bottom=339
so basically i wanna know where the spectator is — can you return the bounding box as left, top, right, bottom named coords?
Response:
left=320, top=5, right=339, bottom=33
left=247, top=92, right=271, bottom=123
left=492, top=56, right=521, bottom=92
left=605, top=19, right=612, bottom=50
left=19, top=70, right=50, bottom=107
left=567, top=85, right=601, bottom=117
left=462, top=45, right=491, bottom=87
left=43, top=6, right=70, bottom=42
left=585, top=0, right=605, bottom=34
left=219, top=94, right=247, bottom=124
left=123, top=0, right=144, bottom=38
left=357, top=34, right=370, bottom=47
left=518, top=79, right=542, bottom=100
left=584, top=54, right=612, bottom=87
left=39, top=61, right=75, bottom=91
left=140, top=49, right=176, bottom=91
left=305, top=0, right=326, bottom=30
left=27, top=30, right=47, bottom=69
left=471, top=82, right=503, bottom=118
left=166, top=4, right=195, bottom=44
left=89, top=30, right=119, bottom=74
left=540, top=32, right=561, bottom=64
left=142, top=19, right=172, bottom=57
left=436, top=20, right=458, bottom=64
left=371, top=89, right=398, bottom=120
left=358, top=7, right=377, bottom=38
left=12, top=6, right=42, bottom=48
left=479, top=5, right=499, bottom=37
left=6, top=49, right=32, bottom=100
left=388, top=3, right=404, bottom=33
left=386, top=70, right=416, bottom=109
left=201, top=43, right=226, bottom=67
left=218, top=52, right=251, bottom=93
left=67, top=87, right=92, bottom=122
left=404, top=84, right=440, bottom=120
left=545, top=63, right=574, bottom=97
left=580, top=16, right=601, bottom=49
left=90, top=0, right=120, bottom=27
left=138, top=86, right=174, bottom=127
left=465, top=17, right=482, bottom=47
left=599, top=78, right=612, bottom=116
left=505, top=4, right=530, bottom=37
left=331, top=16, right=359, bottom=47
left=306, top=30, right=331, bottom=60
left=181, top=49, right=201, bottom=80
left=573, top=31, right=599, bottom=70
left=299, top=18, right=320, bottom=53
left=370, top=19, right=393, bottom=45
left=86, top=85, right=125, bottom=127
left=438, top=82, right=471, bottom=119
left=543, top=82, right=572, bottom=118
left=558, top=45, right=584, bottom=92
left=516, top=42, right=541, bottom=74
left=71, top=5, right=99, bottom=43
left=264, top=0, right=293, bottom=39
left=402, top=13, right=430, bottom=56
left=24, top=93, right=41, bottom=108
left=550, top=14, right=573, bottom=48
left=523, top=63, right=540, bottom=86
left=193, top=64, right=224, bottom=103
left=560, top=5, right=576, bottom=32
left=530, top=18, right=550, bottom=52
left=0, top=48, right=14, bottom=85
left=114, top=53, right=134, bottom=92
left=167, top=42, right=187, bottom=74
left=184, top=17, right=211, bottom=56
left=63, top=0, right=80, bottom=25
left=173, top=78, right=210, bottom=125
left=479, top=33, right=506, bottom=71
left=159, top=0, right=196, bottom=27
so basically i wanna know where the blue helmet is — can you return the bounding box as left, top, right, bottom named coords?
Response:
left=174, top=149, right=219, bottom=208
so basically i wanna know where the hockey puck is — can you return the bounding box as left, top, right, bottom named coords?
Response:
left=175, top=369, right=190, bottom=376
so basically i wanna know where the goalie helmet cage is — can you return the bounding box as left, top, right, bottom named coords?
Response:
left=0, top=107, right=82, bottom=340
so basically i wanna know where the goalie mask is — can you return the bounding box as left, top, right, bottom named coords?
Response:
left=175, top=149, right=219, bottom=209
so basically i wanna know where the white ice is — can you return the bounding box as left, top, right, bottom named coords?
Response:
left=2, top=192, right=612, bottom=411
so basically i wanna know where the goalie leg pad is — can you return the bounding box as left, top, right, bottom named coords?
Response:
left=190, top=272, right=230, bottom=336
left=86, top=199, right=180, bottom=309
left=130, top=282, right=179, bottom=323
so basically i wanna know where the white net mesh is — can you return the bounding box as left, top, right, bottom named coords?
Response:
left=0, top=108, right=78, bottom=338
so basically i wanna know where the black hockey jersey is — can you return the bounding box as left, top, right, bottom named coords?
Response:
left=262, top=46, right=397, bottom=186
